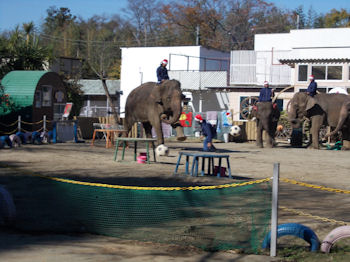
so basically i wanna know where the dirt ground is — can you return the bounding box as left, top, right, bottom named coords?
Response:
left=0, top=138, right=349, bottom=261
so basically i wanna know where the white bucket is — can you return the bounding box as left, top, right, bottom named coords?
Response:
left=223, top=133, right=229, bottom=143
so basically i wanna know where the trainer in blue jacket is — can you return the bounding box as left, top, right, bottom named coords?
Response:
left=156, top=59, right=170, bottom=84
left=259, top=81, right=275, bottom=102
left=195, top=114, right=216, bottom=152
left=306, top=75, right=317, bottom=97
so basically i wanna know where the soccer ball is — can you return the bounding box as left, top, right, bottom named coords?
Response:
left=155, top=144, right=169, bottom=157
left=230, top=125, right=241, bottom=137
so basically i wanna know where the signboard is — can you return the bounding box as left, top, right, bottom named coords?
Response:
left=62, top=102, right=73, bottom=118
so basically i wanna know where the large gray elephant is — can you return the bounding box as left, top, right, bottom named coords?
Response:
left=288, top=92, right=350, bottom=149
left=325, top=98, right=350, bottom=149
left=251, top=102, right=280, bottom=148
left=124, top=80, right=186, bottom=145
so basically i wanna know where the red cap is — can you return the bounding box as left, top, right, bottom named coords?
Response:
left=162, top=59, right=168, bottom=65
left=309, top=75, right=314, bottom=80
left=195, top=114, right=203, bottom=121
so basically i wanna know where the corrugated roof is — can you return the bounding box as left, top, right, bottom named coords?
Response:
left=77, top=79, right=120, bottom=95
left=278, top=47, right=350, bottom=64
left=1, top=71, right=47, bottom=107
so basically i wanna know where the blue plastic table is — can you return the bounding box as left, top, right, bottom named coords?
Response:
left=173, top=151, right=232, bottom=178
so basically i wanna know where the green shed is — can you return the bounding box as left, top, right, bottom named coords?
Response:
left=0, top=71, right=67, bottom=133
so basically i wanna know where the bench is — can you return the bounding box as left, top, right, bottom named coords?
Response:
left=173, top=151, right=232, bottom=178
left=114, top=137, right=157, bottom=164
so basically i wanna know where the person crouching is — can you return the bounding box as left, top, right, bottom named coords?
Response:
left=195, top=114, right=216, bottom=152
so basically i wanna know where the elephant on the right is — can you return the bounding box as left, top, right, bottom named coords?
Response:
left=288, top=92, right=350, bottom=149
left=325, top=98, right=350, bottom=148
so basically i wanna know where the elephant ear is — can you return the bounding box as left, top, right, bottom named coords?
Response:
left=151, top=83, right=163, bottom=105
left=305, top=97, right=317, bottom=112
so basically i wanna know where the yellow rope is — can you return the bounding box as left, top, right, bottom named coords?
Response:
left=280, top=206, right=349, bottom=226
left=281, top=178, right=350, bottom=194
left=0, top=120, right=18, bottom=127
left=21, top=127, right=44, bottom=133
left=0, top=164, right=270, bottom=191
left=0, top=128, right=18, bottom=135
left=21, top=120, right=43, bottom=125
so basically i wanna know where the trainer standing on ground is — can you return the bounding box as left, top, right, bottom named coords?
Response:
left=195, top=114, right=216, bottom=152
left=306, top=75, right=317, bottom=97
left=156, top=59, right=169, bottom=84
left=258, top=80, right=274, bottom=102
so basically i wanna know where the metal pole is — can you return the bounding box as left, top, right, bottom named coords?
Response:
left=18, top=115, right=21, bottom=132
left=270, top=163, right=280, bottom=257
left=43, top=115, right=46, bottom=132
left=196, top=25, right=200, bottom=46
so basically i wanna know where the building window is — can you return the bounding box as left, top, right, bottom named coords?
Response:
left=42, top=85, right=52, bottom=107
left=298, top=65, right=308, bottom=81
left=327, top=66, right=342, bottom=80
left=35, top=90, right=41, bottom=108
left=311, top=65, right=343, bottom=80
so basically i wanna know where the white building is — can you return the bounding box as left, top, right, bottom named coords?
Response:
left=120, top=46, right=230, bottom=116
left=229, top=27, right=350, bottom=120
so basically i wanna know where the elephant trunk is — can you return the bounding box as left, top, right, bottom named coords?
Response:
left=161, top=98, right=182, bottom=125
left=288, top=106, right=302, bottom=129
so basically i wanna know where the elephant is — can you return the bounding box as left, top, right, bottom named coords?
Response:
left=288, top=92, right=350, bottom=149
left=325, top=98, right=350, bottom=149
left=124, top=79, right=186, bottom=145
left=252, top=102, right=280, bottom=148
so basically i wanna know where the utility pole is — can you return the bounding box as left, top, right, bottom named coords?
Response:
left=296, top=15, right=300, bottom=29
left=196, top=25, right=200, bottom=46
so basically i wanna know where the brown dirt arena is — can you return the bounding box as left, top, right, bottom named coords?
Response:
left=0, top=139, right=349, bottom=261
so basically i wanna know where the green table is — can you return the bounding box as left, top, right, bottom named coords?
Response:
left=114, top=137, right=157, bottom=164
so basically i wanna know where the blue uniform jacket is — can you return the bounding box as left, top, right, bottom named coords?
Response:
left=156, top=65, right=169, bottom=83
left=259, top=87, right=273, bottom=102
left=307, top=81, right=317, bottom=97
left=201, top=120, right=216, bottom=142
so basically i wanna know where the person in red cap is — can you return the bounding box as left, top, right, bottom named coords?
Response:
left=156, top=59, right=169, bottom=84
left=307, top=75, right=317, bottom=97
left=258, top=80, right=274, bottom=102
left=195, top=114, right=217, bottom=152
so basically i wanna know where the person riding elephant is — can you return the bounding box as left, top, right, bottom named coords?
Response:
left=288, top=92, right=350, bottom=149
left=252, top=101, right=280, bottom=148
left=124, top=79, right=186, bottom=145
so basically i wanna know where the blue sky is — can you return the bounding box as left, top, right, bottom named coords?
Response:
left=0, top=0, right=349, bottom=32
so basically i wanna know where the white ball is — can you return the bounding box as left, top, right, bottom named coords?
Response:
left=230, top=125, right=241, bottom=137
left=155, top=144, right=169, bottom=156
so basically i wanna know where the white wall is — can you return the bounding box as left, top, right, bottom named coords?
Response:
left=290, top=28, right=350, bottom=48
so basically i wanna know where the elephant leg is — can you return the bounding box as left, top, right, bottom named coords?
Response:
left=171, top=122, right=186, bottom=141
left=142, top=122, right=153, bottom=138
left=341, top=140, right=350, bottom=150
left=150, top=120, right=164, bottom=145
left=256, top=122, right=263, bottom=148
left=310, top=124, right=320, bottom=149
left=266, top=131, right=275, bottom=148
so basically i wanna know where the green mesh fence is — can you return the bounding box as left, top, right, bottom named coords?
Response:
left=3, top=175, right=271, bottom=253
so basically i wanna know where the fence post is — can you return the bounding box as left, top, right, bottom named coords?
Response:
left=43, top=115, right=46, bottom=132
left=18, top=115, right=21, bottom=132
left=270, top=163, right=280, bottom=257
left=52, top=121, right=57, bottom=143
